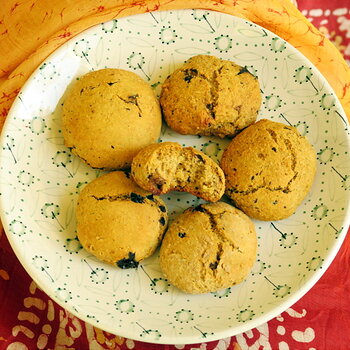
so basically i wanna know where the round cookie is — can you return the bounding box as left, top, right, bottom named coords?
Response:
left=159, top=202, right=257, bottom=294
left=76, top=171, right=168, bottom=267
left=159, top=55, right=261, bottom=138
left=220, top=119, right=317, bottom=221
left=62, top=68, right=161, bottom=170
left=131, top=142, right=225, bottom=202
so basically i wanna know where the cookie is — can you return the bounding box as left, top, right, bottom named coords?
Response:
left=131, top=142, right=225, bottom=202
left=220, top=119, right=317, bottom=221
left=62, top=68, right=161, bottom=170
left=76, top=171, right=168, bottom=267
left=159, top=202, right=257, bottom=294
left=159, top=55, right=261, bottom=138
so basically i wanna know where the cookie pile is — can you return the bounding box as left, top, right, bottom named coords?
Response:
left=62, top=54, right=316, bottom=294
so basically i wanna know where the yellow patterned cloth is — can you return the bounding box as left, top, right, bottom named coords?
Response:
left=0, top=0, right=349, bottom=130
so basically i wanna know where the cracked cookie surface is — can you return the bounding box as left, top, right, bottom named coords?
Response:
left=131, top=142, right=225, bottom=202
left=159, top=202, right=257, bottom=294
left=76, top=171, right=168, bottom=267
left=220, top=119, right=317, bottom=221
left=159, top=55, right=261, bottom=138
left=62, top=68, right=161, bottom=170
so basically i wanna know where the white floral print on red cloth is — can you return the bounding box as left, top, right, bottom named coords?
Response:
left=298, top=0, right=350, bottom=63
left=2, top=228, right=350, bottom=349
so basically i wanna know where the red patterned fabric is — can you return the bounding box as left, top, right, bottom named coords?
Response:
left=1, top=226, right=349, bottom=350
left=298, top=0, right=350, bottom=64
left=1, top=1, right=350, bottom=350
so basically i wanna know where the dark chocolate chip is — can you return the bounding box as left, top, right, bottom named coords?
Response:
left=195, top=154, right=205, bottom=162
left=159, top=205, right=166, bottom=212
left=146, top=194, right=154, bottom=201
left=210, top=251, right=221, bottom=270
left=209, top=261, right=219, bottom=270
left=116, top=252, right=139, bottom=269
left=130, top=192, right=145, bottom=203
left=206, top=103, right=214, bottom=110
left=123, top=170, right=131, bottom=179
left=193, top=204, right=206, bottom=212
left=178, top=232, right=186, bottom=238
left=183, top=68, right=198, bottom=83
left=159, top=217, right=166, bottom=226
left=107, top=82, right=117, bottom=86
left=237, top=66, right=250, bottom=75
left=272, top=147, right=277, bottom=152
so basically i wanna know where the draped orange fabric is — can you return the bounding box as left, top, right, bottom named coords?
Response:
left=0, top=0, right=349, bottom=133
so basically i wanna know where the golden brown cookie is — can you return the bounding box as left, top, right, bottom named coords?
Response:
left=62, top=68, right=161, bottom=170
left=131, top=142, right=225, bottom=202
left=76, top=171, right=168, bottom=267
left=220, top=119, right=317, bottom=221
left=159, top=55, right=261, bottom=138
left=159, top=202, right=257, bottom=294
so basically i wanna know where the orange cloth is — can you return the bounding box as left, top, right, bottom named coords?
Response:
left=0, top=0, right=349, bottom=131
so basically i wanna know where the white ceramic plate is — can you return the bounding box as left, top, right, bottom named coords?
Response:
left=0, top=9, right=349, bottom=345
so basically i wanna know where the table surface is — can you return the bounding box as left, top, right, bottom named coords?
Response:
left=0, top=0, right=349, bottom=349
